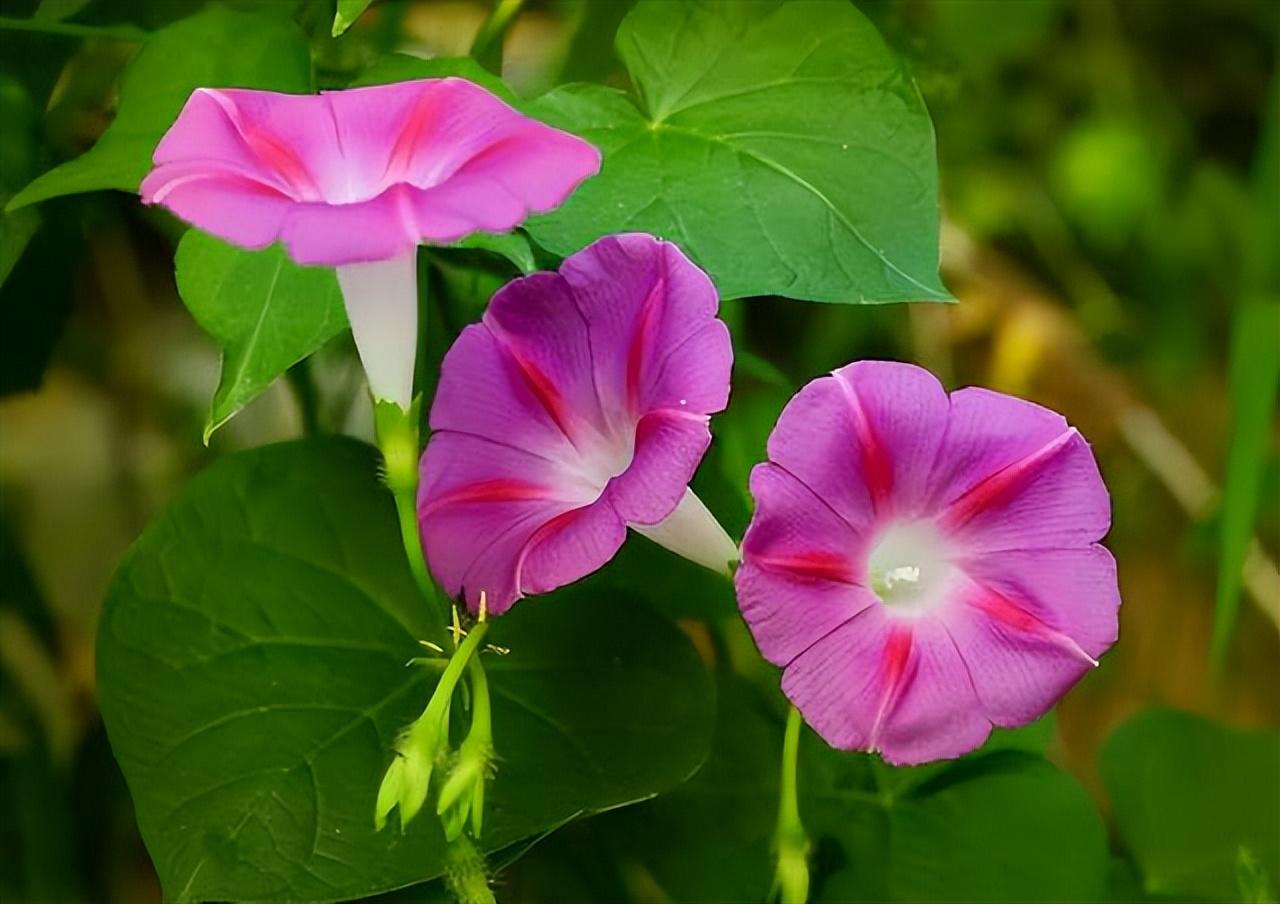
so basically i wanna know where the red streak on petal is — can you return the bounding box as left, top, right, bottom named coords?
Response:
left=833, top=371, right=894, bottom=513
left=869, top=625, right=914, bottom=749
left=754, top=551, right=855, bottom=584
left=419, top=478, right=551, bottom=517
left=496, top=336, right=577, bottom=442
left=939, top=429, right=1077, bottom=533
left=244, top=128, right=322, bottom=199
left=626, top=275, right=665, bottom=414
left=972, top=584, right=1098, bottom=666
left=386, top=88, right=436, bottom=181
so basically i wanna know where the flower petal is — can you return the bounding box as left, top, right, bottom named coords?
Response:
left=766, top=361, right=950, bottom=535
left=513, top=500, right=627, bottom=597
left=143, top=80, right=599, bottom=266
left=418, top=432, right=583, bottom=614
left=783, top=607, right=991, bottom=765
left=933, top=391, right=1110, bottom=551
left=939, top=545, right=1119, bottom=726
left=429, top=322, right=585, bottom=471
left=481, top=271, right=604, bottom=441
left=736, top=463, right=874, bottom=666
left=560, top=234, right=726, bottom=418
left=605, top=409, right=711, bottom=525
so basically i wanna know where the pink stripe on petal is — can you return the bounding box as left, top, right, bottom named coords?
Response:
left=970, top=584, right=1099, bottom=667
left=749, top=550, right=857, bottom=584
left=785, top=607, right=990, bottom=765
left=938, top=428, right=1078, bottom=532
left=626, top=276, right=664, bottom=414
left=418, top=478, right=555, bottom=518
left=832, top=368, right=895, bottom=511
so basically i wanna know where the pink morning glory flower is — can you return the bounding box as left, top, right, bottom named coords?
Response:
left=736, top=361, right=1119, bottom=765
left=140, top=78, right=599, bottom=409
left=418, top=233, right=737, bottom=615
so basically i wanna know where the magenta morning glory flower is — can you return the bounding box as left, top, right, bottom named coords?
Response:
left=418, top=233, right=737, bottom=615
left=736, top=361, right=1119, bottom=765
left=140, top=78, right=599, bottom=409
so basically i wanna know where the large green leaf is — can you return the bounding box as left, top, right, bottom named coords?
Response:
left=524, top=0, right=949, bottom=303
left=97, top=438, right=714, bottom=903
left=599, top=679, right=1106, bottom=903
left=175, top=230, right=349, bottom=441
left=7, top=6, right=312, bottom=210
left=1101, top=708, right=1280, bottom=902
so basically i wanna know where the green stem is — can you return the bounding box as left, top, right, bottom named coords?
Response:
left=443, top=834, right=496, bottom=904
left=0, top=15, right=146, bottom=41
left=374, top=400, right=441, bottom=615
left=421, top=620, right=490, bottom=725
left=470, top=0, right=524, bottom=73
left=772, top=705, right=810, bottom=904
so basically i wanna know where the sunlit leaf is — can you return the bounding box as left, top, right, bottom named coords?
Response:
left=525, top=0, right=949, bottom=303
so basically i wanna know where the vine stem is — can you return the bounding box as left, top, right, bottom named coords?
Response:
left=374, top=399, right=441, bottom=616
left=772, top=705, right=811, bottom=904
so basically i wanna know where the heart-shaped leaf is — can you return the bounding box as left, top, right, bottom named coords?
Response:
left=524, top=0, right=949, bottom=303
left=97, top=438, right=713, bottom=902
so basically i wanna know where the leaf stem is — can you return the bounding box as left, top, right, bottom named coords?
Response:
left=0, top=15, right=146, bottom=42
left=772, top=705, right=811, bottom=904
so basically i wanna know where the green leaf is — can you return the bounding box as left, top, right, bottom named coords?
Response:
left=448, top=230, right=537, bottom=275
left=333, top=0, right=375, bottom=37
left=1101, top=708, right=1280, bottom=902
left=7, top=6, right=312, bottom=210
left=96, top=438, right=713, bottom=903
left=174, top=231, right=349, bottom=442
left=1211, top=298, right=1280, bottom=668
left=601, top=679, right=1106, bottom=903
left=524, top=0, right=949, bottom=303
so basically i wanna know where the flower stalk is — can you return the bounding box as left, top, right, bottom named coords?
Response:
left=772, top=705, right=811, bottom=904
left=375, top=609, right=490, bottom=831
left=374, top=399, right=439, bottom=613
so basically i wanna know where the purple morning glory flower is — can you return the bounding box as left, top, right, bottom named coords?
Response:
left=140, top=78, right=599, bottom=409
left=418, top=233, right=737, bottom=615
left=735, top=361, right=1120, bottom=765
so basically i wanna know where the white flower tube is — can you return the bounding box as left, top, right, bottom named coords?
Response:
left=633, top=487, right=740, bottom=575
left=336, top=250, right=419, bottom=410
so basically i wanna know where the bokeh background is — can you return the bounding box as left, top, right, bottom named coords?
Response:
left=0, top=0, right=1276, bottom=902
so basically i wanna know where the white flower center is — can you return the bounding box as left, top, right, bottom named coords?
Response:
left=867, top=520, right=958, bottom=615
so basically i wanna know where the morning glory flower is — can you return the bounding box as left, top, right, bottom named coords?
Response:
left=418, top=233, right=737, bottom=615
left=735, top=361, right=1119, bottom=765
left=140, top=78, right=599, bottom=409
